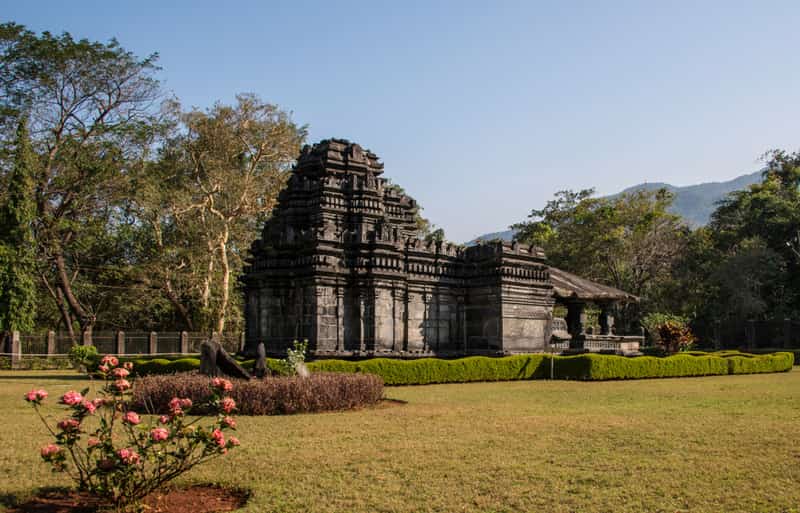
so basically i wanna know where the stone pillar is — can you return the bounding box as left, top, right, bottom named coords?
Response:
left=566, top=302, right=586, bottom=337
left=180, top=331, right=189, bottom=354
left=46, top=331, right=56, bottom=356
left=745, top=320, right=756, bottom=350
left=335, top=286, right=344, bottom=352
left=783, top=318, right=791, bottom=349
left=10, top=331, right=21, bottom=369
left=116, top=331, right=126, bottom=355
left=81, top=328, right=93, bottom=347
left=599, top=303, right=615, bottom=335
left=149, top=332, right=158, bottom=355
left=358, top=291, right=366, bottom=353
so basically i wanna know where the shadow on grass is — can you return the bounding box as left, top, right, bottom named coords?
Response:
left=0, top=486, right=99, bottom=513
left=0, top=374, right=89, bottom=381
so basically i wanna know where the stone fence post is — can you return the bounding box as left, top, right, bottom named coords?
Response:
left=116, top=331, right=125, bottom=355
left=47, top=331, right=56, bottom=356
left=10, top=331, right=21, bottom=369
left=180, top=331, right=189, bottom=354
left=149, top=332, right=158, bottom=355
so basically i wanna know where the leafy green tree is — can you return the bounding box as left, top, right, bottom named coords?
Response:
left=131, top=94, right=306, bottom=333
left=513, top=188, right=689, bottom=328
left=0, top=22, right=162, bottom=335
left=0, top=118, right=37, bottom=331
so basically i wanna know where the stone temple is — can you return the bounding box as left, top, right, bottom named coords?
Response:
left=242, top=139, right=641, bottom=357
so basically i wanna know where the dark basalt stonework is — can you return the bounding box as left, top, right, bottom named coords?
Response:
left=242, top=139, right=555, bottom=357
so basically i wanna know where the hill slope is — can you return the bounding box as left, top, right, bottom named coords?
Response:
left=469, top=171, right=762, bottom=244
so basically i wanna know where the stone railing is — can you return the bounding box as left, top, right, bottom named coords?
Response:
left=569, top=334, right=642, bottom=355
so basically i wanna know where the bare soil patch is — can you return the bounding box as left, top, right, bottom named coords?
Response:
left=6, top=485, right=248, bottom=513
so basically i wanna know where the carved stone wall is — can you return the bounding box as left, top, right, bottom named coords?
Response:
left=242, top=139, right=555, bottom=357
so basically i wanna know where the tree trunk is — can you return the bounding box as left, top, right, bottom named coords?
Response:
left=215, top=232, right=230, bottom=333
left=163, top=279, right=195, bottom=331
left=53, top=251, right=94, bottom=333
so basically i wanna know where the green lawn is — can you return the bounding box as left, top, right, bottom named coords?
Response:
left=1, top=370, right=799, bottom=513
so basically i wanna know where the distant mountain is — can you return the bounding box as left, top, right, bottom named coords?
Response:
left=468, top=171, right=763, bottom=244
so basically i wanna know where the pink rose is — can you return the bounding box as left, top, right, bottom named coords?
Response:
left=211, top=377, right=233, bottom=392
left=123, top=361, right=134, bottom=371
left=150, top=427, right=169, bottom=442
left=40, top=444, right=61, bottom=459
left=159, top=415, right=170, bottom=424
left=100, top=355, right=119, bottom=367
left=80, top=400, right=96, bottom=414
left=228, top=436, right=240, bottom=447
left=92, top=398, right=105, bottom=408
left=60, top=391, right=83, bottom=406
left=112, top=367, right=130, bottom=378
left=117, top=448, right=140, bottom=465
left=168, top=397, right=184, bottom=415
left=113, top=379, right=131, bottom=392
left=220, top=397, right=236, bottom=413
left=211, top=428, right=225, bottom=448
left=87, top=438, right=101, bottom=448
left=98, top=364, right=109, bottom=373
left=122, top=411, right=141, bottom=425
left=57, top=418, right=81, bottom=432
left=221, top=416, right=236, bottom=429
left=25, top=389, right=48, bottom=403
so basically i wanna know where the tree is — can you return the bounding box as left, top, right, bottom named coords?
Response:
left=0, top=118, right=37, bottom=331
left=705, top=149, right=800, bottom=320
left=0, top=22, right=162, bottom=335
left=133, top=95, right=306, bottom=333
left=512, top=188, right=689, bottom=328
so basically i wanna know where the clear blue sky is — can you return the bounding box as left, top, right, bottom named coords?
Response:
left=6, top=1, right=800, bottom=242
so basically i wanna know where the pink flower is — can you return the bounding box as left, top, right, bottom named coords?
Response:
left=112, top=367, right=130, bottom=378
left=220, top=397, right=236, bottom=413
left=92, top=398, right=106, bottom=408
left=117, top=448, right=140, bottom=465
left=25, top=389, right=48, bottom=403
left=159, top=415, right=170, bottom=424
left=40, top=444, right=61, bottom=459
left=221, top=416, right=236, bottom=429
left=150, top=427, right=169, bottom=442
left=87, top=438, right=101, bottom=448
left=211, top=377, right=233, bottom=392
left=60, top=391, right=83, bottom=406
left=122, top=411, right=141, bottom=425
left=113, top=379, right=131, bottom=392
left=98, top=364, right=109, bottom=373
left=101, top=355, right=119, bottom=367
left=123, top=361, right=134, bottom=371
left=57, top=418, right=81, bottom=432
left=180, top=398, right=192, bottom=408
left=168, top=397, right=192, bottom=415
left=228, top=436, right=240, bottom=447
left=211, top=428, right=225, bottom=448
left=80, top=400, right=96, bottom=414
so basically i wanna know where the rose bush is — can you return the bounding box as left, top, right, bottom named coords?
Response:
left=25, top=355, right=240, bottom=512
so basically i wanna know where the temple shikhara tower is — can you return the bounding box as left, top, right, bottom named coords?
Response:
left=243, top=139, right=640, bottom=357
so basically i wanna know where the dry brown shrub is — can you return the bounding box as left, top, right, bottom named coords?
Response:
left=132, top=372, right=384, bottom=415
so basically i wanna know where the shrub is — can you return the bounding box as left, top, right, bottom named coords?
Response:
left=641, top=313, right=695, bottom=353
left=24, top=356, right=240, bottom=512
left=132, top=372, right=384, bottom=415
left=68, top=344, right=98, bottom=372
left=122, top=352, right=794, bottom=384
left=727, top=352, right=794, bottom=374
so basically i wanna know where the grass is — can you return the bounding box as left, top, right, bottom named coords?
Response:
left=1, top=370, right=799, bottom=513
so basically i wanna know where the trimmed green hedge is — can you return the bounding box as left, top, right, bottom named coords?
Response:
left=123, top=351, right=794, bottom=384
